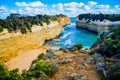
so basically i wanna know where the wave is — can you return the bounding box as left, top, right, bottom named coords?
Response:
left=60, top=32, right=73, bottom=39
left=53, top=39, right=60, bottom=42
left=70, top=23, right=76, bottom=25
left=64, top=39, right=72, bottom=45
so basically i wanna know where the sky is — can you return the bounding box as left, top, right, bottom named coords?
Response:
left=0, top=0, right=120, bottom=19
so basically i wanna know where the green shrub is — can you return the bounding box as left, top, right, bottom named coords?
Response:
left=0, top=63, right=8, bottom=80
left=20, top=27, right=27, bottom=34
left=8, top=68, right=24, bottom=80
left=0, top=25, right=3, bottom=33
left=30, top=61, right=54, bottom=75
left=32, top=59, right=39, bottom=64
left=100, top=38, right=120, bottom=57
left=37, top=53, right=44, bottom=60
left=114, top=70, right=120, bottom=77
left=22, top=61, right=55, bottom=79
left=0, top=63, right=23, bottom=80
left=74, top=44, right=83, bottom=50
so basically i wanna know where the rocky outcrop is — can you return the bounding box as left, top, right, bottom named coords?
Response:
left=0, top=16, right=70, bottom=63
left=76, top=17, right=120, bottom=33
left=90, top=26, right=120, bottom=80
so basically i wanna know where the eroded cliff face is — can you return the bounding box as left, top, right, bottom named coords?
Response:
left=76, top=18, right=120, bottom=33
left=0, top=16, right=70, bottom=63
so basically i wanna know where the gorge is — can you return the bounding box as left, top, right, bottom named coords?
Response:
left=0, top=13, right=120, bottom=80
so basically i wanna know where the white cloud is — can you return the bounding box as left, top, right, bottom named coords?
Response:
left=0, top=6, right=10, bottom=18
left=64, top=3, right=69, bottom=7
left=79, top=2, right=84, bottom=7
left=10, top=10, right=17, bottom=13
left=69, top=2, right=79, bottom=8
left=15, top=2, right=27, bottom=7
left=64, top=2, right=79, bottom=8
left=0, top=6, right=7, bottom=10
left=96, top=5, right=110, bottom=9
left=29, top=1, right=46, bottom=7
left=84, top=5, right=90, bottom=10
left=88, top=1, right=97, bottom=6
left=25, top=7, right=31, bottom=11
left=57, top=3, right=64, bottom=11
left=1, top=1, right=120, bottom=18
left=115, top=5, right=120, bottom=9
left=52, top=3, right=64, bottom=13
left=15, top=1, right=46, bottom=7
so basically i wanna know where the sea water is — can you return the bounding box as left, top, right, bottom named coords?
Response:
left=45, top=17, right=97, bottom=48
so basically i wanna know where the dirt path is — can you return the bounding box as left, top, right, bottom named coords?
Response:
left=5, top=46, right=48, bottom=73
left=48, top=50, right=100, bottom=80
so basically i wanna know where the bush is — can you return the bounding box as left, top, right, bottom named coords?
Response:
left=0, top=60, right=57, bottom=80
left=0, top=63, right=23, bottom=80
left=30, top=61, right=54, bottom=75
left=20, top=27, right=27, bottom=34
left=0, top=25, right=3, bottom=33
left=37, top=53, right=44, bottom=60
left=99, top=38, right=120, bottom=57
left=22, top=61, right=56, bottom=80
left=114, top=70, right=120, bottom=77
left=0, top=63, right=8, bottom=80
left=8, top=68, right=24, bottom=80
left=74, top=44, right=83, bottom=50
left=32, top=59, right=39, bottom=64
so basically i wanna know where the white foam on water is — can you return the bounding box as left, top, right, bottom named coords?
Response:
left=53, top=39, right=60, bottom=42
left=50, top=46, right=60, bottom=50
left=64, top=39, right=72, bottom=45
left=60, top=32, right=73, bottom=39
left=82, top=46, right=90, bottom=50
left=70, top=23, right=76, bottom=25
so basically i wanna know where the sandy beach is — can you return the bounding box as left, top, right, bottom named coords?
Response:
left=5, top=45, right=48, bottom=73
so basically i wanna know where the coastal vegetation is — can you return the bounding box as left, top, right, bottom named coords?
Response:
left=0, top=52, right=57, bottom=80
left=0, top=14, right=67, bottom=34
left=93, top=26, right=120, bottom=57
left=73, top=44, right=83, bottom=50
left=78, top=13, right=120, bottom=21
left=90, top=26, right=120, bottom=80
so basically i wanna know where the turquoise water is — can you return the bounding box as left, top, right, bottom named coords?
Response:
left=45, top=17, right=97, bottom=48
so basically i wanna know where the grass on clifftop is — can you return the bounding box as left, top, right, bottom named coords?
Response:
left=0, top=14, right=67, bottom=34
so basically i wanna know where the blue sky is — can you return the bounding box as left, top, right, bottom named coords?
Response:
left=0, top=0, right=120, bottom=18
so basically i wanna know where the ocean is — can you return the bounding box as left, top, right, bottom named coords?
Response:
left=45, top=17, right=97, bottom=48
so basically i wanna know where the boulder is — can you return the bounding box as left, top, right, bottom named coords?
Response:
left=96, top=62, right=108, bottom=70
left=59, top=47, right=70, bottom=53
left=97, top=68, right=106, bottom=80
left=46, top=48, right=58, bottom=59
left=68, top=73, right=85, bottom=80
left=57, top=58, right=73, bottom=64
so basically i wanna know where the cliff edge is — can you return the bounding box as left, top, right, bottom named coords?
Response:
left=76, top=13, right=120, bottom=33
left=0, top=16, right=70, bottom=63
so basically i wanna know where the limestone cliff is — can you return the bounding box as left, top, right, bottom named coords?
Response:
left=76, top=17, right=120, bottom=33
left=0, top=16, right=70, bottom=63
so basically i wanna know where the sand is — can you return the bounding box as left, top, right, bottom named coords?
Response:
left=5, top=45, right=48, bottom=73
